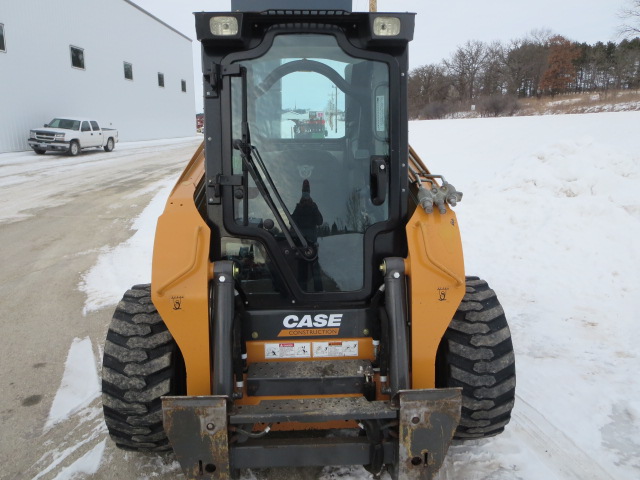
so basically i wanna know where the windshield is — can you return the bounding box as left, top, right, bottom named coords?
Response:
left=228, top=34, right=390, bottom=294
left=48, top=118, right=80, bottom=130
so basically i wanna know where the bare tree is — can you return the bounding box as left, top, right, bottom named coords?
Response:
left=408, top=64, right=452, bottom=118
left=619, top=0, right=640, bottom=38
left=500, top=37, right=549, bottom=97
left=479, top=41, right=507, bottom=96
left=444, top=40, right=489, bottom=101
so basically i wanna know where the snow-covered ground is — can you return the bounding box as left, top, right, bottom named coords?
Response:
left=29, top=111, right=640, bottom=478
left=0, top=136, right=201, bottom=224
left=411, top=111, right=640, bottom=480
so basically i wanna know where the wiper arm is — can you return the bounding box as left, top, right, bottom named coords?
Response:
left=234, top=140, right=297, bottom=247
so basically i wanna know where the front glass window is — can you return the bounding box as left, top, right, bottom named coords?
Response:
left=48, top=118, right=80, bottom=130
left=229, top=34, right=390, bottom=294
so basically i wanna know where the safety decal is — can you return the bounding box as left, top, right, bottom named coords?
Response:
left=264, top=342, right=311, bottom=359
left=312, top=341, right=358, bottom=358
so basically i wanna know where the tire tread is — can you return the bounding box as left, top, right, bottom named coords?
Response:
left=437, top=276, right=516, bottom=440
left=101, top=284, right=182, bottom=451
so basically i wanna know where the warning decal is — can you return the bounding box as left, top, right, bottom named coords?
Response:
left=312, top=341, right=359, bottom=358
left=264, top=342, right=311, bottom=359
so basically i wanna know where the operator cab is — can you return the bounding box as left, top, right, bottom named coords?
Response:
left=195, top=2, right=415, bottom=305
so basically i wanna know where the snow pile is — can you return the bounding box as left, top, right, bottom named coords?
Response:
left=410, top=111, right=640, bottom=479
left=45, top=337, right=100, bottom=430
left=79, top=177, right=175, bottom=313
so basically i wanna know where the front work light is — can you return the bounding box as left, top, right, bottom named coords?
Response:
left=210, top=16, right=239, bottom=36
left=373, top=16, right=401, bottom=36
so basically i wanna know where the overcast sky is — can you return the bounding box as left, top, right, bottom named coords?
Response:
left=132, top=0, right=629, bottom=112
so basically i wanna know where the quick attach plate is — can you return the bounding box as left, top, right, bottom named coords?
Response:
left=162, top=396, right=230, bottom=479
left=397, top=388, right=462, bottom=479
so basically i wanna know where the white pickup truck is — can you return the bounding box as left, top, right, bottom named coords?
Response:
left=28, top=118, right=118, bottom=156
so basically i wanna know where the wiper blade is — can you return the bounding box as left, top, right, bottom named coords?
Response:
left=250, top=144, right=310, bottom=250
left=234, top=140, right=314, bottom=259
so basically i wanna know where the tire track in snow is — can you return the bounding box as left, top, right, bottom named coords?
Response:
left=512, top=394, right=616, bottom=480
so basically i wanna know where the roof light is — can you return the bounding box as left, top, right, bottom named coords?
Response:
left=210, top=16, right=239, bottom=36
left=373, top=17, right=401, bottom=36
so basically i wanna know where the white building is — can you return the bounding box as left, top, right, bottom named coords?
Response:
left=0, top=0, right=196, bottom=153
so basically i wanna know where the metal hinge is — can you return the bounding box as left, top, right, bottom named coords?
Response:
left=204, top=64, right=243, bottom=98
left=208, top=174, right=243, bottom=204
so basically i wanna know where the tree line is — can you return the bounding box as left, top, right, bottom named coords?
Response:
left=408, top=34, right=640, bottom=119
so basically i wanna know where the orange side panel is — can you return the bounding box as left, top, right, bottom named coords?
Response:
left=151, top=142, right=213, bottom=395
left=405, top=206, right=465, bottom=389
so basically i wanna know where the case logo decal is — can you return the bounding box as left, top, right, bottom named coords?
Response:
left=278, top=313, right=342, bottom=337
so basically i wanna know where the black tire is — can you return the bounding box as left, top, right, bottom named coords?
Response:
left=68, top=140, right=80, bottom=156
left=436, top=276, right=516, bottom=440
left=104, top=137, right=115, bottom=152
left=102, top=284, right=185, bottom=451
left=33, top=148, right=46, bottom=155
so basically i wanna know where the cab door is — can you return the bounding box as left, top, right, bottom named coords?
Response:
left=80, top=120, right=100, bottom=148
left=79, top=121, right=95, bottom=147
left=221, top=34, right=395, bottom=303
left=90, top=121, right=103, bottom=146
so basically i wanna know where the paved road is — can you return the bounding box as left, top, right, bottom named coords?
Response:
left=0, top=139, right=199, bottom=480
left=0, top=139, right=341, bottom=480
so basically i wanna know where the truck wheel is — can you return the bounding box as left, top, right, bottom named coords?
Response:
left=102, top=284, right=186, bottom=451
left=33, top=148, right=46, bottom=155
left=68, top=141, right=80, bottom=156
left=436, top=277, right=516, bottom=440
left=104, top=137, right=115, bottom=152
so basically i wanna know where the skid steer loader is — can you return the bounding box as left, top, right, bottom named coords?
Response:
left=101, top=1, right=516, bottom=478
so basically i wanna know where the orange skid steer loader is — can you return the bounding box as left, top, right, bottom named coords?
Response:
left=101, top=1, right=516, bottom=478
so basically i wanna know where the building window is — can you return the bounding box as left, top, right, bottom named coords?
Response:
left=0, top=24, right=6, bottom=53
left=158, top=72, right=165, bottom=87
left=70, top=46, right=85, bottom=69
left=124, top=62, right=133, bottom=80
left=181, top=80, right=187, bottom=92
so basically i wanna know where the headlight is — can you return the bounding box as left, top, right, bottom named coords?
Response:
left=373, top=17, right=402, bottom=37
left=210, top=16, right=238, bottom=36
left=30, top=130, right=36, bottom=139
left=55, top=133, right=65, bottom=141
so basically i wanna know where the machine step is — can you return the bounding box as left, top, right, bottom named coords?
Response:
left=230, top=396, right=396, bottom=424
left=246, top=359, right=372, bottom=396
